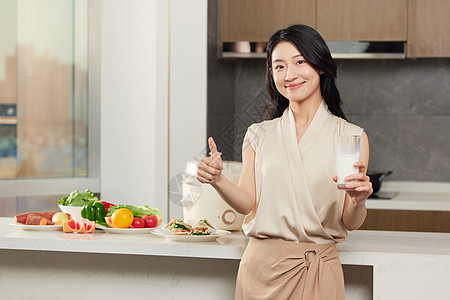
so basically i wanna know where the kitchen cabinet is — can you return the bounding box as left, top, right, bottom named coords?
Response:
left=407, top=0, right=450, bottom=57
left=219, top=0, right=316, bottom=43
left=361, top=210, right=450, bottom=233
left=316, top=0, right=407, bottom=41
left=219, top=0, right=407, bottom=43
left=364, top=184, right=450, bottom=232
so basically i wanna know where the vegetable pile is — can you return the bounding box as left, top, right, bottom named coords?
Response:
left=58, top=189, right=163, bottom=231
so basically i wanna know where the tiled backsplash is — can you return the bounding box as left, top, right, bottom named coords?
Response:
left=207, top=2, right=450, bottom=182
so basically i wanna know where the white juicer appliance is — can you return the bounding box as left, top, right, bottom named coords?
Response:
left=182, top=160, right=245, bottom=231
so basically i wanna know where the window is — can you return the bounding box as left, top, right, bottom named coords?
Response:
left=0, top=0, right=99, bottom=215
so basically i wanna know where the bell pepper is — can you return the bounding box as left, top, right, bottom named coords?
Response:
left=81, top=202, right=106, bottom=222
left=100, top=201, right=115, bottom=214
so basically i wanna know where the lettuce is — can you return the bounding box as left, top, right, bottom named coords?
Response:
left=58, top=189, right=98, bottom=207
left=106, top=204, right=162, bottom=222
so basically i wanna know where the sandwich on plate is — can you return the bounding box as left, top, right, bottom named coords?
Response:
left=165, top=218, right=192, bottom=235
left=198, top=218, right=215, bottom=230
left=192, top=220, right=210, bottom=235
left=192, top=219, right=216, bottom=235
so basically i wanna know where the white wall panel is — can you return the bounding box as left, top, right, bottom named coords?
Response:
left=169, top=0, right=208, bottom=219
left=100, top=0, right=168, bottom=220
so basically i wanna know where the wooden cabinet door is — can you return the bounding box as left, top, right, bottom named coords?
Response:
left=317, top=0, right=407, bottom=41
left=220, top=0, right=316, bottom=42
left=407, top=0, right=450, bottom=57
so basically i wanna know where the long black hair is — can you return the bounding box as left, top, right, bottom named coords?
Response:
left=263, top=24, right=346, bottom=120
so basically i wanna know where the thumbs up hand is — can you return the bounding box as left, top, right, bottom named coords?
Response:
left=197, top=137, right=223, bottom=185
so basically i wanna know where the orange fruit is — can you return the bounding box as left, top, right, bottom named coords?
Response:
left=111, top=208, right=134, bottom=228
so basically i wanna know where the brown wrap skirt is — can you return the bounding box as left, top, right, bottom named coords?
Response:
left=235, top=238, right=345, bottom=300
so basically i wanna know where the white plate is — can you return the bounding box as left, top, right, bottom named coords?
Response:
left=151, top=227, right=231, bottom=242
left=95, top=224, right=157, bottom=234
left=9, top=222, right=63, bottom=231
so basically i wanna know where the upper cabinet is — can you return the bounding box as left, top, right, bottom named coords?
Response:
left=316, top=0, right=407, bottom=41
left=219, top=0, right=316, bottom=43
left=219, top=0, right=449, bottom=58
left=407, top=0, right=450, bottom=57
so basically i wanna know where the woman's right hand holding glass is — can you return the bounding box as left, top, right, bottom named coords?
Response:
left=197, top=137, right=223, bottom=186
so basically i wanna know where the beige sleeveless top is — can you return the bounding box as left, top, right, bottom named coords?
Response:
left=242, top=100, right=363, bottom=244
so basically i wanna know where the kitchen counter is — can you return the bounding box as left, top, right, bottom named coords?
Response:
left=1, top=218, right=450, bottom=259
left=366, top=181, right=450, bottom=211
left=1, top=217, right=450, bottom=299
left=1, top=219, right=247, bottom=260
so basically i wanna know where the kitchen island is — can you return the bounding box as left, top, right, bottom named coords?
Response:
left=1, top=217, right=450, bottom=299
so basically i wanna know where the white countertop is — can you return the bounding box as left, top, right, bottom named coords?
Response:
left=0, top=218, right=247, bottom=260
left=366, top=181, right=450, bottom=211
left=2, top=218, right=450, bottom=263
left=4, top=217, right=450, bottom=299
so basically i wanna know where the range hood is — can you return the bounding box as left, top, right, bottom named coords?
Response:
left=221, top=41, right=406, bottom=59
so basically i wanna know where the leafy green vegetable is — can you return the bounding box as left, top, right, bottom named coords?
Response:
left=106, top=204, right=162, bottom=222
left=58, top=189, right=98, bottom=207
left=95, top=220, right=109, bottom=227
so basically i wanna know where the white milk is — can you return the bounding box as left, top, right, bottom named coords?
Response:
left=337, top=153, right=360, bottom=188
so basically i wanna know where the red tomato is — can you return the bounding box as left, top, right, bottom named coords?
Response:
left=142, top=215, right=158, bottom=228
left=130, top=217, right=145, bottom=228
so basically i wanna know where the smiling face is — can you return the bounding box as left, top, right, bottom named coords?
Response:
left=271, top=41, right=322, bottom=105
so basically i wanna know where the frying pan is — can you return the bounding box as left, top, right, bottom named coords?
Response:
left=367, top=170, right=393, bottom=194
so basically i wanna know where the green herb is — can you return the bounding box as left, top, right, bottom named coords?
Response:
left=57, top=189, right=98, bottom=207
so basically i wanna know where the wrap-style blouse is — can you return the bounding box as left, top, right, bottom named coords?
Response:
left=242, top=100, right=363, bottom=244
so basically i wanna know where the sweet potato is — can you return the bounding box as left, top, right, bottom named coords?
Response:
left=15, top=212, right=59, bottom=224
left=24, top=214, right=55, bottom=225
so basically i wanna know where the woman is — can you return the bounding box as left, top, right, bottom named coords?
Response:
left=197, top=24, right=372, bottom=300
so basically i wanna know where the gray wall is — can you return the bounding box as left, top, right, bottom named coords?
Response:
left=207, top=2, right=450, bottom=182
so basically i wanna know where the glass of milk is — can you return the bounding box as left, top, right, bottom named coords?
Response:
left=337, top=135, right=360, bottom=189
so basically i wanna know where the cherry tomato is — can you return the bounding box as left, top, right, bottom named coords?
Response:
left=142, top=215, right=158, bottom=228
left=130, top=217, right=145, bottom=228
